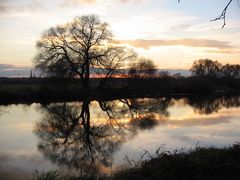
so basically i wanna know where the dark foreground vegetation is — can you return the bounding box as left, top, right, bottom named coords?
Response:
left=113, top=144, right=240, bottom=180
left=0, top=76, right=239, bottom=104
left=32, top=143, right=240, bottom=180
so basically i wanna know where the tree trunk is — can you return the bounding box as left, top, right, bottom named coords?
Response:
left=82, top=58, right=90, bottom=90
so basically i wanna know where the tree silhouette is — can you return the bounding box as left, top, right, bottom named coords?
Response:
left=34, top=101, right=126, bottom=176
left=34, top=97, right=172, bottom=176
left=190, top=59, right=221, bottom=78
left=33, top=95, right=240, bottom=177
left=185, top=95, right=240, bottom=114
left=221, top=64, right=240, bottom=79
left=128, top=58, right=156, bottom=78
left=34, top=15, right=135, bottom=89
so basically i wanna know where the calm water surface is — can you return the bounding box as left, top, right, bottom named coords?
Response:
left=0, top=96, right=240, bottom=179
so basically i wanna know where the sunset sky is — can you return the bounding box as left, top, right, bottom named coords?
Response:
left=0, top=0, right=239, bottom=69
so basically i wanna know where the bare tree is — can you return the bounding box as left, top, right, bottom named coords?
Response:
left=128, top=58, right=156, bottom=78
left=34, top=15, right=134, bottom=89
left=190, top=59, right=222, bottom=78
left=97, top=48, right=136, bottom=88
left=221, top=64, right=240, bottom=78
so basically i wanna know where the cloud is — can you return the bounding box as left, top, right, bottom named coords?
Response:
left=0, top=64, right=33, bottom=77
left=61, top=0, right=97, bottom=6
left=206, top=49, right=240, bottom=54
left=61, top=0, right=147, bottom=6
left=0, top=151, right=49, bottom=180
left=0, top=0, right=44, bottom=15
left=171, top=23, right=191, bottom=31
left=157, top=113, right=234, bottom=128
left=0, top=1, right=10, bottom=13
left=119, top=0, right=147, bottom=3
left=0, top=64, right=12, bottom=71
left=118, top=38, right=235, bottom=50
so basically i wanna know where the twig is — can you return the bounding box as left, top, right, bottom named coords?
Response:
left=210, top=0, right=233, bottom=29
left=179, top=0, right=235, bottom=28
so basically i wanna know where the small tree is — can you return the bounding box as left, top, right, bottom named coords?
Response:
left=159, top=71, right=170, bottom=78
left=190, top=59, right=222, bottom=78
left=128, top=58, right=156, bottom=78
left=221, top=64, right=240, bottom=79
left=34, top=15, right=135, bottom=89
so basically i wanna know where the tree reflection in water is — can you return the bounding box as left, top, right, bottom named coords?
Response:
left=34, top=98, right=171, bottom=176
left=186, top=95, right=240, bottom=115
left=34, top=95, right=240, bottom=176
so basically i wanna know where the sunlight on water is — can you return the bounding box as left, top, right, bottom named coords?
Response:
left=0, top=96, right=240, bottom=178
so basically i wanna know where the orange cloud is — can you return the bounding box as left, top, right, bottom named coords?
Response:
left=61, top=0, right=146, bottom=6
left=118, top=39, right=235, bottom=50
left=119, top=0, right=147, bottom=3
left=62, top=0, right=97, bottom=6
left=206, top=49, right=240, bottom=54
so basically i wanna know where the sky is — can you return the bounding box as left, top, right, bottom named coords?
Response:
left=0, top=0, right=239, bottom=69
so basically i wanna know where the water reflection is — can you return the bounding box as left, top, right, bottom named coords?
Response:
left=186, top=95, right=240, bottom=114
left=34, top=98, right=171, bottom=175
left=33, top=95, right=240, bottom=175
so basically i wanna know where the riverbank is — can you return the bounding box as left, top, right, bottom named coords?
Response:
left=112, top=143, right=240, bottom=180
left=32, top=143, right=240, bottom=180
left=0, top=77, right=239, bottom=104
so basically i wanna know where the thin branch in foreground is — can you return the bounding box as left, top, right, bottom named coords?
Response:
left=210, top=0, right=233, bottom=29
left=178, top=0, right=235, bottom=29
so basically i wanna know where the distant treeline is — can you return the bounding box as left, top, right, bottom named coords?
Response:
left=190, top=59, right=240, bottom=79
left=128, top=58, right=240, bottom=79
left=31, top=58, right=239, bottom=80
left=0, top=59, right=239, bottom=102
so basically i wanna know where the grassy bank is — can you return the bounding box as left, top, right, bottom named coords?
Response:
left=112, top=144, right=240, bottom=180
left=0, top=77, right=240, bottom=104
left=32, top=143, right=240, bottom=180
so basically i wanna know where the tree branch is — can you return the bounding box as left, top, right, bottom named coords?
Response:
left=210, top=0, right=233, bottom=29
left=178, top=0, right=235, bottom=28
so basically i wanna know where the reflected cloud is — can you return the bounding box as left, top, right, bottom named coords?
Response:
left=35, top=101, right=129, bottom=175
left=34, top=98, right=169, bottom=175
left=1, top=95, right=240, bottom=178
left=0, top=151, right=55, bottom=180
left=14, top=123, right=32, bottom=132
left=0, top=167, right=29, bottom=180
left=33, top=96, right=240, bottom=175
left=130, top=115, right=158, bottom=130
left=166, top=113, right=232, bottom=127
